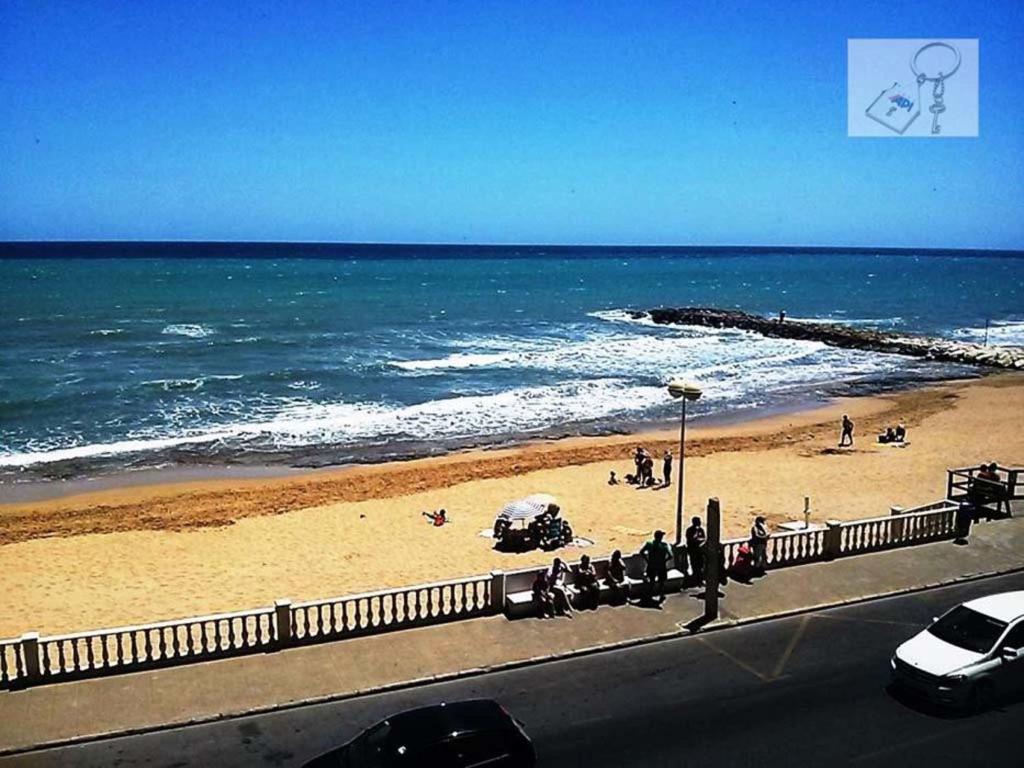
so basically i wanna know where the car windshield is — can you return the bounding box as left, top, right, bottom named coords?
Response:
left=928, top=606, right=1008, bottom=654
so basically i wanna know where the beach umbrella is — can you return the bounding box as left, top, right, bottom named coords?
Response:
left=497, top=494, right=557, bottom=521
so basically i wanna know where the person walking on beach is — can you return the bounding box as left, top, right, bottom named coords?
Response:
left=662, top=450, right=673, bottom=486
left=640, top=530, right=672, bottom=602
left=633, top=446, right=644, bottom=485
left=750, top=516, right=769, bottom=574
left=839, top=414, right=854, bottom=447
left=685, top=516, right=707, bottom=584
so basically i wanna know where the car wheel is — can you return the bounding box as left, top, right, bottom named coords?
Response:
left=968, top=680, right=994, bottom=713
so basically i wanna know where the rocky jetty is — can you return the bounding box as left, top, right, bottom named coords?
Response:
left=635, top=307, right=1024, bottom=370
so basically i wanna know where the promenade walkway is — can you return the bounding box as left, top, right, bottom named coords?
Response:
left=2, top=515, right=1023, bottom=756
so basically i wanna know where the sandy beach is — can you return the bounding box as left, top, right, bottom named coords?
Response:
left=1, top=374, right=1021, bottom=638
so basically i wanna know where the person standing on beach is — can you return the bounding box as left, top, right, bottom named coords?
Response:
left=839, top=414, right=854, bottom=447
left=662, top=450, right=673, bottom=486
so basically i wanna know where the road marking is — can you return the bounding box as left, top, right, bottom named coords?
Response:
left=695, top=637, right=773, bottom=682
left=771, top=614, right=810, bottom=680
left=813, top=613, right=923, bottom=628
left=849, top=721, right=979, bottom=763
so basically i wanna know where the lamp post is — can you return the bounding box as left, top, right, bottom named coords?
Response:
left=667, top=379, right=702, bottom=546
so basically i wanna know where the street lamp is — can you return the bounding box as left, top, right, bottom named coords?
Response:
left=668, top=379, right=702, bottom=546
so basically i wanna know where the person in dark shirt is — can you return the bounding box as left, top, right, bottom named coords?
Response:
left=662, top=450, right=673, bottom=486
left=839, top=414, right=854, bottom=447
left=573, top=554, right=600, bottom=610
left=640, top=530, right=672, bottom=601
left=605, top=549, right=630, bottom=603
left=685, top=517, right=707, bottom=584
left=750, top=516, right=769, bottom=573
left=531, top=570, right=554, bottom=618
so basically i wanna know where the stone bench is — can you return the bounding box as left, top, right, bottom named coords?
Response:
left=504, top=554, right=686, bottom=619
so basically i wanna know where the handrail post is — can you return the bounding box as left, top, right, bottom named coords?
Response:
left=946, top=469, right=954, bottom=501
left=489, top=570, right=506, bottom=614
left=823, top=520, right=843, bottom=560
left=703, top=498, right=721, bottom=622
left=20, top=633, right=41, bottom=683
left=890, top=506, right=905, bottom=541
left=274, top=600, right=292, bottom=648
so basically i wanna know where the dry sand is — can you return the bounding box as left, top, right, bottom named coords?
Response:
left=1, top=374, right=1021, bottom=637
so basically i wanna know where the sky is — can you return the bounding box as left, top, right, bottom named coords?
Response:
left=1, top=0, right=1023, bottom=248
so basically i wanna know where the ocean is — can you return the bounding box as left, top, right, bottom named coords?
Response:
left=1, top=244, right=1022, bottom=484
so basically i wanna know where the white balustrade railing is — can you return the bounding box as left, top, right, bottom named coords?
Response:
left=841, top=507, right=955, bottom=554
left=0, top=638, right=24, bottom=687
left=289, top=575, right=492, bottom=643
left=0, top=503, right=968, bottom=688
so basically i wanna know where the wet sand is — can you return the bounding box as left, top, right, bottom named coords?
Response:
left=1, top=374, right=1021, bottom=636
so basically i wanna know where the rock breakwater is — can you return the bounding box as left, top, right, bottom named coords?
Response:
left=637, top=307, right=1024, bottom=370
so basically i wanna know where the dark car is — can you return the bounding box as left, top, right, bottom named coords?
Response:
left=302, top=699, right=535, bottom=768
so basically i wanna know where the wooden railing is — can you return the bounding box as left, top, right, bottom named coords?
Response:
left=947, top=464, right=1023, bottom=516
left=0, top=501, right=990, bottom=689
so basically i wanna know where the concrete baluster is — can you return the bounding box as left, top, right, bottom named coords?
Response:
left=274, top=599, right=293, bottom=647
left=490, top=570, right=506, bottom=613
left=20, top=633, right=41, bottom=684
left=823, top=520, right=843, bottom=560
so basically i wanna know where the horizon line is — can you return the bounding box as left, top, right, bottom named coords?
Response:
left=1, top=240, right=1022, bottom=256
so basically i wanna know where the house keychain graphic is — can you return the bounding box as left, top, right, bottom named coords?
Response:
left=865, top=42, right=961, bottom=134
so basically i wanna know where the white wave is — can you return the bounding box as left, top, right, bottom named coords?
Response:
left=89, top=328, right=124, bottom=336
left=0, top=380, right=660, bottom=467
left=951, top=320, right=1024, bottom=348
left=0, top=432, right=236, bottom=468
left=587, top=308, right=661, bottom=327
left=161, top=324, right=215, bottom=339
left=287, top=380, right=322, bottom=391
left=392, top=352, right=516, bottom=371
left=142, top=374, right=243, bottom=391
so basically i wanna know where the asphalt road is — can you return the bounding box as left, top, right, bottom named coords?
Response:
left=7, top=571, right=1024, bottom=768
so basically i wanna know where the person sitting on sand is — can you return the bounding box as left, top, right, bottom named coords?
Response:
left=532, top=570, right=555, bottom=618
left=547, top=558, right=574, bottom=615
left=573, top=554, right=600, bottom=610
left=642, top=454, right=655, bottom=487
left=839, top=414, right=854, bottom=447
left=894, top=423, right=906, bottom=442
left=422, top=509, right=448, bottom=526
left=608, top=471, right=619, bottom=485
left=606, top=549, right=630, bottom=602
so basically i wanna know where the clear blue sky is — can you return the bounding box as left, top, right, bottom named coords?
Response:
left=2, top=0, right=1022, bottom=248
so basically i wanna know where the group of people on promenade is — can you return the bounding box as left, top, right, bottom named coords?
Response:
left=531, top=516, right=773, bottom=617
left=608, top=446, right=673, bottom=489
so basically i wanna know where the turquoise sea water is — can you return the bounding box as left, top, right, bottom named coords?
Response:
left=1, top=245, right=1022, bottom=481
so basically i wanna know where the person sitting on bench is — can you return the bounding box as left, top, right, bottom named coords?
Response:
left=547, top=558, right=574, bottom=616
left=573, top=554, right=600, bottom=610
left=605, top=549, right=630, bottom=602
left=531, top=570, right=555, bottom=618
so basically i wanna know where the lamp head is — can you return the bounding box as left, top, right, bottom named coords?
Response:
left=667, top=379, right=702, bottom=401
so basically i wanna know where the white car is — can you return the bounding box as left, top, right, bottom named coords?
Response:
left=891, top=590, right=1024, bottom=710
